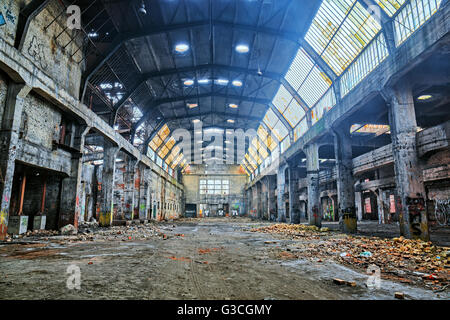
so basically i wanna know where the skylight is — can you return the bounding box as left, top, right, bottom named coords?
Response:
left=305, top=0, right=382, bottom=75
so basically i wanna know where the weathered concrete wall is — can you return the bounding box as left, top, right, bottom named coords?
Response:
left=0, top=0, right=25, bottom=47
left=22, top=92, right=60, bottom=149
left=0, top=71, right=8, bottom=121
left=19, top=0, right=83, bottom=97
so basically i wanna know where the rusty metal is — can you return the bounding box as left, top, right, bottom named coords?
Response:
left=40, top=178, right=47, bottom=214
left=18, top=174, right=27, bottom=216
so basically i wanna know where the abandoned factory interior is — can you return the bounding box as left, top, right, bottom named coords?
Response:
left=0, top=0, right=449, bottom=303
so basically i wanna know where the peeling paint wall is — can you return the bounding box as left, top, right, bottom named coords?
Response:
left=22, top=92, right=60, bottom=149
left=0, top=71, right=8, bottom=121
left=20, top=0, right=83, bottom=97
left=0, top=0, right=25, bottom=46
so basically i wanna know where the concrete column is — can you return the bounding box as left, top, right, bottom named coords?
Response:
left=139, top=167, right=151, bottom=221
left=355, top=191, right=363, bottom=222
left=386, top=85, right=429, bottom=240
left=59, top=125, right=91, bottom=229
left=288, top=166, right=300, bottom=224
left=305, top=144, right=321, bottom=228
left=334, top=128, right=357, bottom=233
left=276, top=165, right=287, bottom=222
left=123, top=158, right=137, bottom=220
left=99, top=140, right=119, bottom=227
left=376, top=189, right=386, bottom=224
left=133, top=163, right=145, bottom=220
left=0, top=84, right=32, bottom=239
left=256, top=182, right=263, bottom=220
left=267, top=176, right=276, bottom=221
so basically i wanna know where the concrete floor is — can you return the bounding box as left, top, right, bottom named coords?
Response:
left=0, top=218, right=448, bottom=300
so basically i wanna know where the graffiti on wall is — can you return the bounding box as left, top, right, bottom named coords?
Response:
left=28, top=36, right=48, bottom=70
left=0, top=12, right=6, bottom=26
left=406, top=197, right=425, bottom=237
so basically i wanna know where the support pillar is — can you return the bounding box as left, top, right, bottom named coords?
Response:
left=376, top=189, right=386, bottom=224
left=288, top=166, right=300, bottom=224
left=256, top=182, right=262, bottom=220
left=355, top=191, right=363, bottom=222
left=0, top=84, right=32, bottom=239
left=276, top=165, right=287, bottom=222
left=334, top=128, right=357, bottom=233
left=139, top=166, right=151, bottom=220
left=305, top=144, right=321, bottom=227
left=59, top=125, right=91, bottom=229
left=385, top=85, right=429, bottom=240
left=99, top=140, right=119, bottom=227
left=123, top=158, right=137, bottom=220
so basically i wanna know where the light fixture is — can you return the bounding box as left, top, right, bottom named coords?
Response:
left=198, top=78, right=210, bottom=84
left=187, top=103, right=198, bottom=109
left=229, top=103, right=239, bottom=109
left=215, top=79, right=229, bottom=86
left=417, top=95, right=433, bottom=101
left=184, top=79, right=194, bottom=86
left=138, top=1, right=147, bottom=15
left=227, top=119, right=235, bottom=123
left=232, top=80, right=243, bottom=87
left=236, top=44, right=249, bottom=53
left=175, top=43, right=190, bottom=53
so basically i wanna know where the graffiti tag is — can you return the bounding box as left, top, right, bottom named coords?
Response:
left=27, top=36, right=48, bottom=70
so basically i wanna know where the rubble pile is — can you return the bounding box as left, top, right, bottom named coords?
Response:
left=252, top=224, right=449, bottom=290
left=4, top=223, right=166, bottom=242
left=251, top=224, right=331, bottom=239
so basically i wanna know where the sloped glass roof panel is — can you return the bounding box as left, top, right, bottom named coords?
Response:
left=305, top=0, right=382, bottom=75
left=294, top=118, right=309, bottom=142
left=149, top=124, right=171, bottom=151
left=394, top=0, right=442, bottom=46
left=263, top=109, right=279, bottom=129
left=376, top=0, right=406, bottom=17
left=272, top=85, right=293, bottom=114
left=283, top=99, right=305, bottom=128
left=285, top=48, right=315, bottom=91
left=273, top=121, right=289, bottom=141
left=311, top=87, right=336, bottom=125
left=341, top=32, right=389, bottom=97
left=245, top=154, right=258, bottom=170
left=306, top=0, right=355, bottom=54
left=298, top=66, right=332, bottom=107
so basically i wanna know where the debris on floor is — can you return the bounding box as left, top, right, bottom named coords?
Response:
left=251, top=224, right=331, bottom=239
left=252, top=224, right=450, bottom=291
left=3, top=222, right=166, bottom=243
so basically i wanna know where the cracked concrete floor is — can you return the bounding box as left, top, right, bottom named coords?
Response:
left=0, top=218, right=448, bottom=300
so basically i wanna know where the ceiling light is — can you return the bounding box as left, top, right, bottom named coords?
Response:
left=229, top=103, right=239, bottom=109
left=187, top=103, right=198, bottom=109
left=417, top=95, right=433, bottom=101
left=198, top=78, right=210, bottom=84
left=175, top=43, right=190, bottom=53
left=236, top=44, right=249, bottom=53
left=138, top=1, right=147, bottom=15
left=232, top=80, right=243, bottom=87
left=215, top=79, right=229, bottom=86
left=227, top=119, right=235, bottom=123
left=184, top=79, right=194, bottom=86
